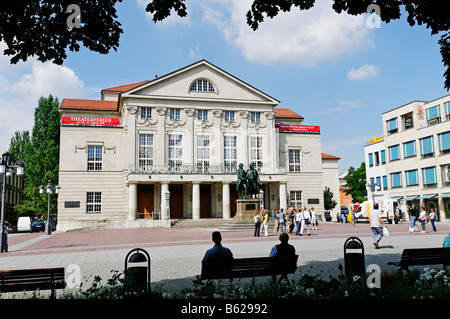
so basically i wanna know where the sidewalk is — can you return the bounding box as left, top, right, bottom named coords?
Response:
left=1, top=222, right=449, bottom=294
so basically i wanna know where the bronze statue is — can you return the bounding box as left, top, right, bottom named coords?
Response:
left=246, top=163, right=262, bottom=199
left=236, top=163, right=262, bottom=199
left=236, top=163, right=248, bottom=199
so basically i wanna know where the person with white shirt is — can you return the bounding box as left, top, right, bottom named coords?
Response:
left=300, top=207, right=311, bottom=236
left=295, top=208, right=302, bottom=235
left=370, top=203, right=385, bottom=249
left=310, top=207, right=317, bottom=230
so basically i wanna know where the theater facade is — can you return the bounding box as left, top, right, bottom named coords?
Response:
left=57, top=60, right=339, bottom=231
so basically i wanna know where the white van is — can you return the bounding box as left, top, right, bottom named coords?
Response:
left=17, top=216, right=32, bottom=232
left=354, top=199, right=405, bottom=223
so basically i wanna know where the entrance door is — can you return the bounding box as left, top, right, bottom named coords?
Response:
left=200, top=184, right=212, bottom=218
left=230, top=184, right=238, bottom=218
left=169, top=184, right=184, bottom=218
left=138, top=185, right=154, bottom=219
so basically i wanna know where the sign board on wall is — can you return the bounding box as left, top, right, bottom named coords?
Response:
left=367, top=136, right=383, bottom=145
left=275, top=123, right=320, bottom=134
left=61, top=116, right=120, bottom=126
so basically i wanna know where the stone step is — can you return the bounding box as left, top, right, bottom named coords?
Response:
left=171, top=218, right=228, bottom=227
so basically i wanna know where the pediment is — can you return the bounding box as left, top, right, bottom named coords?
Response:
left=122, top=60, right=279, bottom=106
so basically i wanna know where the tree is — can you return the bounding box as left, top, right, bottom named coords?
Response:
left=0, top=0, right=123, bottom=65
left=14, top=95, right=61, bottom=219
left=323, top=186, right=337, bottom=211
left=145, top=0, right=450, bottom=90
left=8, top=130, right=31, bottom=160
left=343, top=162, right=367, bottom=203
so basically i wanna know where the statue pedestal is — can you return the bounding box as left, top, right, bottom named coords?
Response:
left=234, top=199, right=260, bottom=222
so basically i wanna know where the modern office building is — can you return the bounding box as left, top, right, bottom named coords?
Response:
left=57, top=60, right=340, bottom=231
left=364, top=136, right=388, bottom=203
left=380, top=96, right=450, bottom=221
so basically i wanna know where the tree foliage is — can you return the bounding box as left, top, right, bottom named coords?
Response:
left=8, top=130, right=31, bottom=160
left=0, top=0, right=123, bottom=65
left=323, top=186, right=337, bottom=211
left=145, top=0, right=450, bottom=90
left=343, top=162, right=367, bottom=203
left=14, top=95, right=61, bottom=219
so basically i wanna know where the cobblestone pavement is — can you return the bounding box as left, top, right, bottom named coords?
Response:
left=1, top=221, right=449, bottom=297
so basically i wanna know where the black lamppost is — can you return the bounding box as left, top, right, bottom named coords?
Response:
left=366, top=179, right=381, bottom=205
left=39, top=180, right=60, bottom=235
left=0, top=159, right=25, bottom=253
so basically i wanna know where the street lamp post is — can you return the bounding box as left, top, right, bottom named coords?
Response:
left=366, top=179, right=381, bottom=206
left=0, top=159, right=25, bottom=253
left=39, top=180, right=60, bottom=235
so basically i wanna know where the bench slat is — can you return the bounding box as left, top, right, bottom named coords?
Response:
left=388, top=248, right=450, bottom=271
left=0, top=268, right=66, bottom=294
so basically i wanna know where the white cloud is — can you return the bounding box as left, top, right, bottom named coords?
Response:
left=200, top=0, right=373, bottom=67
left=0, top=42, right=97, bottom=152
left=347, top=64, right=379, bottom=81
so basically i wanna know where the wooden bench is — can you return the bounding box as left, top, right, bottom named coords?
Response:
left=198, top=255, right=298, bottom=284
left=387, top=247, right=450, bottom=272
left=0, top=267, right=65, bottom=298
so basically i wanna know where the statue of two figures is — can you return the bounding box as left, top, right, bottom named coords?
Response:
left=236, top=163, right=262, bottom=199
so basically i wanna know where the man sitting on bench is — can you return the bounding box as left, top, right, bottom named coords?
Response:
left=270, top=232, right=296, bottom=257
left=198, top=231, right=234, bottom=281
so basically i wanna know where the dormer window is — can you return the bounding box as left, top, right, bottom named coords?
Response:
left=190, top=79, right=215, bottom=92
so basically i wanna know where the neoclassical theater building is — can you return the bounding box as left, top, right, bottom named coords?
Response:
left=57, top=60, right=340, bottom=231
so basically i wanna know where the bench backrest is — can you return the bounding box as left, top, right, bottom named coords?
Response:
left=401, top=247, right=450, bottom=266
left=0, top=268, right=65, bottom=293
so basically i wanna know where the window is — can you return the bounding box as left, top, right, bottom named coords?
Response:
left=445, top=101, right=450, bottom=120
left=438, top=131, right=450, bottom=153
left=290, top=191, right=302, bottom=209
left=224, top=111, right=235, bottom=122
left=87, top=192, right=101, bottom=213
left=250, top=137, right=263, bottom=170
left=376, top=176, right=381, bottom=187
left=374, top=152, right=380, bottom=166
left=405, top=169, right=419, bottom=186
left=420, top=136, right=434, bottom=157
left=388, top=145, right=400, bottom=161
left=390, top=172, right=402, bottom=188
left=422, top=166, right=437, bottom=186
left=168, top=135, right=182, bottom=170
left=368, top=153, right=373, bottom=167
left=169, top=108, right=181, bottom=120
left=197, top=110, right=208, bottom=121
left=250, top=112, right=261, bottom=123
left=402, top=112, right=414, bottom=130
left=224, top=136, right=237, bottom=172
left=386, top=118, right=398, bottom=134
left=140, top=107, right=152, bottom=119
left=196, top=135, right=210, bottom=173
left=380, top=150, right=386, bottom=164
left=190, top=79, right=215, bottom=92
left=288, top=150, right=301, bottom=172
left=426, top=105, right=441, bottom=125
left=87, top=146, right=102, bottom=171
left=382, top=175, right=388, bottom=190
left=138, top=134, right=153, bottom=166
left=403, top=140, right=416, bottom=158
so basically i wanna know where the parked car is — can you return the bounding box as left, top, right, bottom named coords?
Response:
left=31, top=220, right=45, bottom=232
left=17, top=216, right=32, bottom=232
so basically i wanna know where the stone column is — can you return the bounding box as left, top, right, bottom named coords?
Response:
left=192, top=182, right=200, bottom=220
left=128, top=183, right=138, bottom=221
left=222, top=182, right=230, bottom=219
left=161, top=182, right=169, bottom=220
left=279, top=182, right=287, bottom=212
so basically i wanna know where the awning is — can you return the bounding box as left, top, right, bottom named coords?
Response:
left=417, top=194, right=438, bottom=199
left=390, top=196, right=403, bottom=201
left=437, top=193, right=450, bottom=198
left=403, top=195, right=419, bottom=201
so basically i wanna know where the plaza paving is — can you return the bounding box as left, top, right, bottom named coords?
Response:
left=1, top=221, right=449, bottom=296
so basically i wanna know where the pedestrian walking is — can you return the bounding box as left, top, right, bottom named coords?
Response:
left=295, top=208, right=302, bottom=235
left=279, top=208, right=286, bottom=233
left=419, top=207, right=427, bottom=233
left=370, top=203, right=385, bottom=249
left=407, top=204, right=419, bottom=233
left=262, top=209, right=269, bottom=237
left=300, top=207, right=311, bottom=236
left=429, top=208, right=437, bottom=232
left=254, top=210, right=261, bottom=237
left=288, top=207, right=295, bottom=234
left=273, top=208, right=280, bottom=233
left=310, top=207, right=317, bottom=230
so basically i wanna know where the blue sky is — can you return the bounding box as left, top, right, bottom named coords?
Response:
left=1, top=0, right=448, bottom=172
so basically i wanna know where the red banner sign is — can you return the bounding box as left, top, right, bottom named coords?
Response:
left=275, top=123, right=320, bottom=133
left=62, top=116, right=120, bottom=126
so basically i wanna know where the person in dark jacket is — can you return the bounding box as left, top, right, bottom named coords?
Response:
left=269, top=232, right=296, bottom=257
